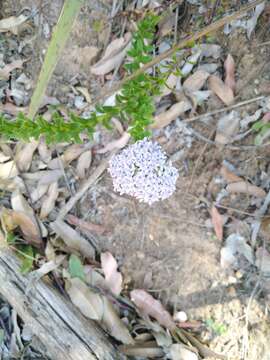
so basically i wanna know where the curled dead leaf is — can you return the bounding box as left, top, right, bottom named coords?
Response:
left=224, top=54, right=236, bottom=93
left=130, top=289, right=176, bottom=330
left=152, top=98, right=192, bottom=129
left=101, top=252, right=123, bottom=296
left=226, top=181, right=266, bottom=198
left=119, top=343, right=164, bottom=358
left=91, top=33, right=132, bottom=75
left=208, top=75, right=234, bottom=106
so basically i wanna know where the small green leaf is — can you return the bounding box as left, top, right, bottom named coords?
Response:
left=69, top=254, right=85, bottom=281
left=19, top=245, right=34, bottom=274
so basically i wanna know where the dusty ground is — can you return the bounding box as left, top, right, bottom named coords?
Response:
left=1, top=1, right=270, bottom=359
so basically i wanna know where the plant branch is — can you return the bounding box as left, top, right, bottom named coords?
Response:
left=91, top=0, right=264, bottom=106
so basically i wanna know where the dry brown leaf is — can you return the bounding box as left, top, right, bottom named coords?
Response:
left=48, top=144, right=87, bottom=170
left=91, top=33, right=132, bottom=75
left=11, top=190, right=47, bottom=237
left=97, top=132, right=130, bottom=154
left=210, top=206, right=223, bottom=241
left=160, top=73, right=178, bottom=97
left=84, top=265, right=108, bottom=290
left=40, top=182, right=59, bottom=219
left=50, top=220, right=95, bottom=259
left=0, top=161, right=18, bottom=179
left=152, top=98, right=192, bottom=129
left=15, top=141, right=38, bottom=172
left=208, top=75, right=234, bottom=106
left=101, top=252, right=122, bottom=296
left=0, top=177, right=24, bottom=192
left=220, top=165, right=242, bottom=183
left=66, top=278, right=134, bottom=344
left=11, top=211, right=42, bottom=247
left=224, top=54, right=236, bottom=93
left=183, top=70, right=209, bottom=92
left=0, top=14, right=28, bottom=34
left=67, top=214, right=105, bottom=235
left=130, top=289, right=176, bottom=330
left=76, top=150, right=92, bottom=179
left=227, top=181, right=266, bottom=197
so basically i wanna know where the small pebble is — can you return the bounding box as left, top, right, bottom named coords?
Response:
left=173, top=311, right=188, bottom=322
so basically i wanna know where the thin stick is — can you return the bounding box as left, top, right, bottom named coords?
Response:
left=185, top=96, right=265, bottom=123
left=57, top=152, right=115, bottom=220
left=91, top=0, right=263, bottom=106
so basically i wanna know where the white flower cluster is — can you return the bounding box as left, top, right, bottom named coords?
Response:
left=108, top=139, right=179, bottom=205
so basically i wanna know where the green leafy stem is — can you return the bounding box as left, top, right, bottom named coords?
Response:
left=0, top=14, right=169, bottom=143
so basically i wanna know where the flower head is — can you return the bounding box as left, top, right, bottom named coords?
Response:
left=108, top=138, right=178, bottom=205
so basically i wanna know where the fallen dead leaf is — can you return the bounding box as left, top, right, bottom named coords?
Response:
left=208, top=75, right=234, bottom=106
left=226, top=181, right=266, bottom=197
left=11, top=190, right=47, bottom=237
left=130, top=289, right=176, bottom=330
left=183, top=70, right=209, bottom=92
left=101, top=252, right=123, bottom=296
left=50, top=220, right=95, bottom=259
left=76, top=87, right=92, bottom=103
left=0, top=102, right=27, bottom=115
left=0, top=60, right=24, bottom=80
left=220, top=164, right=242, bottom=183
left=215, top=111, right=240, bottom=144
left=66, top=277, right=134, bottom=344
left=40, top=182, right=58, bottom=219
left=0, top=161, right=18, bottom=179
left=224, top=54, right=236, bottom=93
left=38, top=170, right=63, bottom=186
left=48, top=144, right=87, bottom=170
left=15, top=141, right=38, bottom=172
left=0, top=152, right=11, bottom=163
left=66, top=215, right=106, bottom=235
left=11, top=211, right=42, bottom=247
left=97, top=132, right=130, bottom=154
left=152, top=98, right=192, bottom=129
left=76, top=150, right=92, bottom=179
left=119, top=343, right=164, bottom=358
left=0, top=14, right=28, bottom=34
left=38, top=138, right=52, bottom=163
left=211, top=206, right=223, bottom=241
left=91, top=33, right=132, bottom=75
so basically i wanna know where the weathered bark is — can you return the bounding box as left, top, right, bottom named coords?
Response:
left=0, top=249, right=125, bottom=360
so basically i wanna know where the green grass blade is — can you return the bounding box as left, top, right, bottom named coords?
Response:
left=28, top=0, right=84, bottom=119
